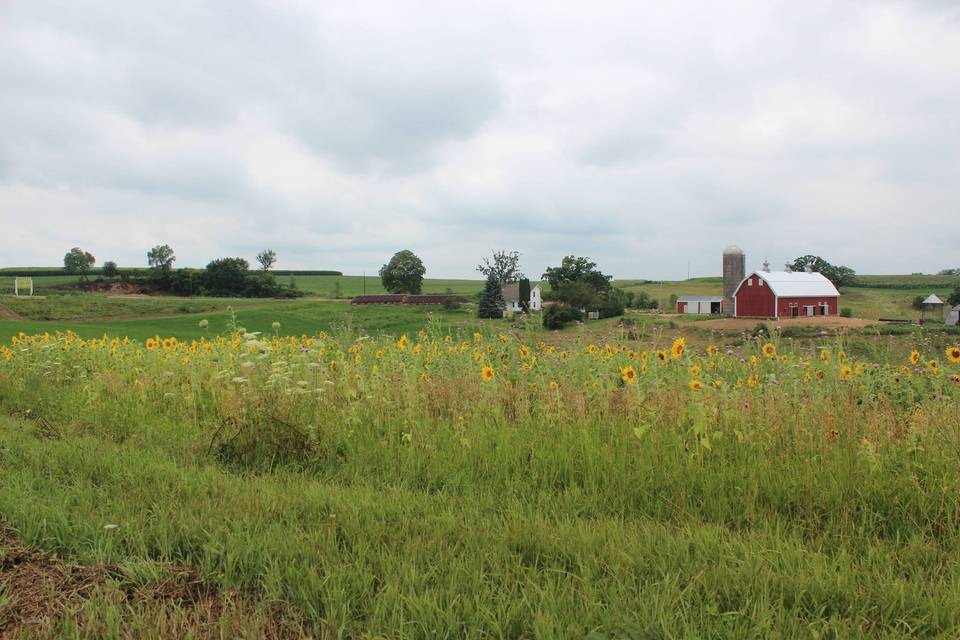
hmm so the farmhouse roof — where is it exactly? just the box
[922,294,944,305]
[501,283,520,302]
[743,270,840,298]
[676,296,723,303]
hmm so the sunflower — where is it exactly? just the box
[688,379,703,391]
[712,379,723,389]
[815,370,826,381]
[762,342,776,358]
[548,380,558,390]
[819,350,830,363]
[519,345,530,358]
[145,338,158,351]
[671,337,686,359]
[839,365,852,380]
[909,350,921,366]
[688,364,701,377]
[162,337,174,350]
[656,350,669,363]
[481,366,494,382]
[928,360,940,373]
[621,366,637,385]
[946,346,960,364]
[706,345,719,357]
[396,335,409,351]
[747,373,759,387]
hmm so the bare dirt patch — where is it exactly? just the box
[692,316,877,332]
[0,303,23,322]
[0,528,308,639]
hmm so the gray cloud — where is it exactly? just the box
[1,0,959,279]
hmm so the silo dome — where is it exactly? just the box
[723,245,744,255]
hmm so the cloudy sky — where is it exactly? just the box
[1,1,958,279]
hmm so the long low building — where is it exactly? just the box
[676,296,723,315]
[733,270,840,318]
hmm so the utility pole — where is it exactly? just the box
[363,272,366,295]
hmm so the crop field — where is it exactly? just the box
[2,316,960,637]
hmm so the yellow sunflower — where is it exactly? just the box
[928,360,939,373]
[621,366,637,385]
[548,380,558,390]
[706,345,719,357]
[145,338,158,351]
[946,346,960,364]
[656,350,669,363]
[688,364,701,377]
[909,350,921,366]
[839,365,852,380]
[747,373,759,387]
[396,335,409,351]
[688,379,703,391]
[671,337,686,359]
[481,366,494,382]
[162,337,174,350]
[762,342,776,358]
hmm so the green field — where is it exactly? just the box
[2,320,960,637]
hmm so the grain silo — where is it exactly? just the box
[722,245,745,315]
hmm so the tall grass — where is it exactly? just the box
[1,325,960,636]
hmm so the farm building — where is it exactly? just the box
[502,282,542,312]
[947,305,959,326]
[676,296,722,315]
[733,269,840,318]
[351,294,468,305]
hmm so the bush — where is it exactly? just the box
[750,322,770,338]
[840,308,853,318]
[543,304,583,330]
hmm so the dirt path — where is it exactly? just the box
[0,302,23,321]
[692,316,877,331]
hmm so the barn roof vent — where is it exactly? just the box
[762,259,770,273]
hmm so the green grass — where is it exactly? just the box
[2,326,960,636]
[0,300,488,342]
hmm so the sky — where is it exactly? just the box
[1,0,958,280]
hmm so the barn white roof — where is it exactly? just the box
[922,294,944,305]
[747,271,840,298]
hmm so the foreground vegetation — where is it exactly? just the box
[1,320,960,637]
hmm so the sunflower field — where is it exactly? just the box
[1,324,960,637]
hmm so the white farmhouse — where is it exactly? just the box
[502,282,542,312]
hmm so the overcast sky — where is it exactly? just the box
[1,1,958,279]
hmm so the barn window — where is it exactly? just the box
[759,280,764,287]
[748,279,753,286]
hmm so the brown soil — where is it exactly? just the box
[692,316,876,332]
[0,528,309,638]
[0,303,23,321]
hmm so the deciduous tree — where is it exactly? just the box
[379,250,426,294]
[63,247,95,280]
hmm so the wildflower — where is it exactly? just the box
[670,337,686,359]
[621,366,637,384]
[481,366,494,382]
[397,335,409,351]
[750,355,759,366]
[519,345,530,358]
[656,350,668,363]
[839,365,852,380]
[928,360,939,373]
[706,345,719,357]
[819,350,830,363]
[162,338,174,350]
[145,338,158,350]
[909,350,921,366]
[747,373,759,387]
[762,342,776,358]
[688,364,701,377]
[688,379,703,391]
[946,346,960,364]
[712,379,723,389]
[548,380,558,390]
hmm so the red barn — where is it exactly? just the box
[733,270,839,318]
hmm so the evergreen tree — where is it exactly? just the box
[477,273,505,319]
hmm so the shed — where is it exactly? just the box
[733,270,840,318]
[947,305,960,326]
[676,296,723,315]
